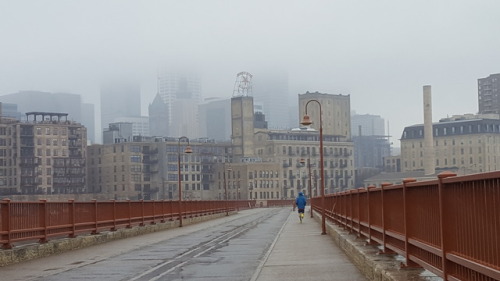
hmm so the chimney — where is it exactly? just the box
[423,85,435,175]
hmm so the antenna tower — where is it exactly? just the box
[233,71,253,97]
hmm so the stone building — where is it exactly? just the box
[0,112,87,195]
[401,114,500,174]
[87,136,230,200]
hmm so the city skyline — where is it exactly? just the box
[1,1,499,143]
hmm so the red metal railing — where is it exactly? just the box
[0,199,256,249]
[266,199,295,208]
[320,171,500,281]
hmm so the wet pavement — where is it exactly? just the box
[1,207,366,281]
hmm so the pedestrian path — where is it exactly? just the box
[252,208,367,281]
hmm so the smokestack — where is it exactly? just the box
[423,85,435,175]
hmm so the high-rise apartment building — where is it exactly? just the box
[157,70,201,138]
[0,112,87,195]
[478,73,500,114]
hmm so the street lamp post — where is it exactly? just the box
[301,99,326,235]
[177,136,192,227]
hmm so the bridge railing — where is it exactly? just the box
[322,171,500,281]
[0,199,256,249]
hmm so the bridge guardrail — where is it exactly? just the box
[0,199,257,249]
[318,171,500,281]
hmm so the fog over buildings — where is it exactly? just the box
[1,1,500,145]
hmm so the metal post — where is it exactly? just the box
[308,157,313,218]
[302,100,326,235]
[177,136,192,227]
[223,163,228,216]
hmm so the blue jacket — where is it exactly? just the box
[295,193,307,209]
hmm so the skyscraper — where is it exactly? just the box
[198,97,231,141]
[252,70,291,129]
[478,73,500,115]
[148,93,169,137]
[157,70,201,138]
[100,80,141,141]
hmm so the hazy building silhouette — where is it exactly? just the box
[100,80,141,141]
[351,113,390,171]
[0,102,22,120]
[198,97,231,141]
[81,103,96,144]
[148,93,169,137]
[114,116,149,137]
[157,70,201,138]
[0,91,95,143]
[102,122,133,144]
[252,71,291,129]
[0,91,81,120]
[351,113,385,137]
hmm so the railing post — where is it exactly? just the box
[127,200,132,228]
[140,200,145,227]
[1,198,12,249]
[349,190,354,233]
[357,188,361,236]
[151,200,156,225]
[402,178,419,268]
[110,200,116,231]
[367,185,375,244]
[38,199,48,244]
[160,200,165,223]
[438,171,456,280]
[380,182,393,254]
[91,199,98,234]
[68,199,76,238]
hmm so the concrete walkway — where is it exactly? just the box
[252,208,367,281]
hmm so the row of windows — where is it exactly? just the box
[36,127,68,136]
[36,138,68,146]
[404,157,483,168]
[249,191,278,200]
[248,180,279,188]
[404,123,500,138]
[248,170,277,179]
[404,138,485,149]
[37,149,68,157]
[281,146,351,156]
[0,177,16,186]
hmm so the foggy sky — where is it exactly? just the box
[1,0,500,144]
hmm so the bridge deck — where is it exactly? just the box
[252,208,366,281]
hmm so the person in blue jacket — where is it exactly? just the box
[295,192,307,221]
